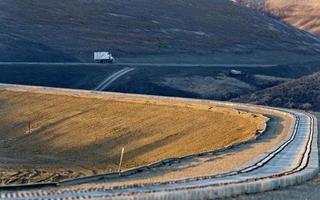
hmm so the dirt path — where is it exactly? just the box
[94,67,135,91]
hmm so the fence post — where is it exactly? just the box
[118,147,125,175]
[28,121,31,134]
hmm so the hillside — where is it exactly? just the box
[0,87,267,184]
[2,62,320,102]
[1,0,320,62]
[234,72,320,111]
[236,0,320,36]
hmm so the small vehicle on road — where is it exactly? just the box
[94,52,114,63]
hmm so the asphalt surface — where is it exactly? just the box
[0,62,278,68]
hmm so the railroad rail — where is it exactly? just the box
[0,85,318,199]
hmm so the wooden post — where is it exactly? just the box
[28,121,31,134]
[118,147,125,175]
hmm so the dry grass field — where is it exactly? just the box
[0,87,267,184]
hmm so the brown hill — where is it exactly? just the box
[0,87,267,184]
[234,72,320,111]
[1,0,320,62]
[237,0,320,37]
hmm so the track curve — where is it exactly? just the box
[0,87,318,200]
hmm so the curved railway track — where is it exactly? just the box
[0,99,317,200]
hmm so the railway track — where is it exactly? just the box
[0,99,317,200]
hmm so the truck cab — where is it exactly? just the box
[94,52,114,63]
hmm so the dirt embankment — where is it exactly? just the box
[0,88,267,185]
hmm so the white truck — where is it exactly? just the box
[94,52,114,63]
[230,69,242,75]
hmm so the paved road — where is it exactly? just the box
[0,91,316,200]
[94,67,135,91]
[0,62,278,68]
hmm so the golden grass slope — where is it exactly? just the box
[237,0,320,36]
[266,0,320,36]
[0,88,267,184]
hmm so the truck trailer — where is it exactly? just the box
[94,52,114,63]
